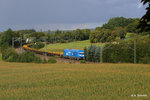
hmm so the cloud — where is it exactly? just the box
[137,1,143,9]
[0,0,146,31]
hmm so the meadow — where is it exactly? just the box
[0,61,150,100]
[41,33,132,52]
[41,40,105,52]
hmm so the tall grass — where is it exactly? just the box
[0,62,150,100]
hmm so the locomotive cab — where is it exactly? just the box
[63,49,85,60]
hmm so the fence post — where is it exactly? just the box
[12,38,14,48]
[20,37,23,52]
[100,47,103,63]
[134,40,137,64]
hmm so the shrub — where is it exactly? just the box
[18,51,42,63]
[1,47,43,63]
[60,39,66,43]
[31,42,45,49]
[85,45,101,62]
[2,47,18,62]
[80,60,86,64]
[42,58,47,64]
[48,58,57,63]
[139,55,150,64]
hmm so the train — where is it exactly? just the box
[63,49,85,60]
[23,44,85,60]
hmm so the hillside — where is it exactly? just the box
[41,40,105,52]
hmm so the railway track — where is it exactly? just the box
[22,44,80,63]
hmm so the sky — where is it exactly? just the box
[0,0,146,31]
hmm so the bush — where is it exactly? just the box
[60,39,66,43]
[86,35,150,64]
[48,58,57,63]
[18,51,42,63]
[139,55,150,64]
[42,58,47,64]
[1,47,43,63]
[103,36,150,64]
[31,42,45,49]
[85,45,101,62]
[2,47,18,62]
[80,60,86,64]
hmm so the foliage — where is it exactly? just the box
[29,32,45,40]
[85,45,101,62]
[94,46,100,62]
[90,29,121,43]
[90,18,141,43]
[48,58,57,63]
[126,33,136,38]
[101,17,138,30]
[138,0,150,33]
[18,51,42,63]
[114,27,127,39]
[87,35,150,64]
[139,54,150,64]
[42,58,48,64]
[80,60,86,64]
[31,42,45,49]
[59,39,66,43]
[103,35,150,63]
[46,29,91,43]
[1,47,44,63]
[17,29,36,34]
[125,19,140,33]
[0,29,16,46]
[2,47,18,62]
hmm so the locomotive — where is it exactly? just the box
[63,49,85,60]
[23,44,85,60]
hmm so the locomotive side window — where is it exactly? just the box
[73,52,75,55]
[73,52,77,55]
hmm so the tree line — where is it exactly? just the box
[90,17,145,43]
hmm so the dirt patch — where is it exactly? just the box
[15,48,25,54]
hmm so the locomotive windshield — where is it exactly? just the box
[79,52,84,55]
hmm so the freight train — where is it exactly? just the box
[23,44,85,60]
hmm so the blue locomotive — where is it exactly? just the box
[63,49,85,60]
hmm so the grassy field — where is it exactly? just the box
[0,62,150,100]
[41,40,105,52]
[41,33,135,52]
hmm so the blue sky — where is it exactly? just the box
[0,0,146,31]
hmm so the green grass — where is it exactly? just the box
[41,40,105,52]
[126,33,136,38]
[0,62,150,100]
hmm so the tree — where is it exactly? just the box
[138,0,150,32]
[72,29,84,41]
[0,29,15,46]
[94,46,100,62]
[101,17,137,30]
[81,29,91,40]
[126,19,140,33]
[30,32,45,40]
[115,27,126,39]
